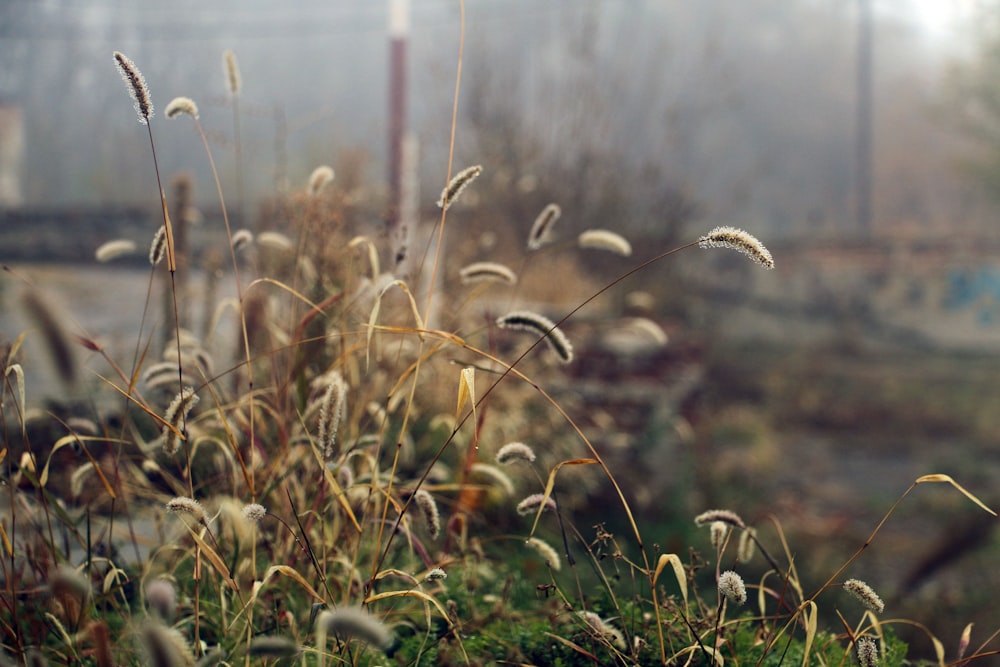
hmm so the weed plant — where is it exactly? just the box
[1,9,999,667]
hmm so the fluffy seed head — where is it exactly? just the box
[20,288,76,386]
[413,489,441,540]
[316,607,393,650]
[437,165,482,210]
[95,239,137,262]
[145,579,177,622]
[165,496,206,523]
[527,203,561,250]
[162,387,199,455]
[844,579,884,614]
[150,226,167,266]
[317,372,347,462]
[496,442,537,466]
[516,493,557,516]
[231,229,254,252]
[164,97,199,120]
[425,568,447,581]
[256,230,294,250]
[459,261,517,286]
[248,636,300,658]
[223,49,241,95]
[578,229,633,256]
[138,621,194,667]
[738,527,757,563]
[856,637,879,667]
[694,509,746,529]
[242,503,266,523]
[577,611,626,649]
[308,165,335,195]
[114,51,153,124]
[50,566,92,607]
[496,310,573,364]
[698,226,774,269]
[526,537,561,571]
[719,570,747,605]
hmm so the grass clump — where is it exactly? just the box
[1,12,997,667]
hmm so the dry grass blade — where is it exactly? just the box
[180,524,238,592]
[799,600,817,667]
[915,473,997,516]
[528,458,597,538]
[653,553,688,607]
[364,589,453,628]
[455,366,476,428]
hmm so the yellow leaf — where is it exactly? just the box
[456,367,476,442]
[653,553,687,607]
[915,474,997,516]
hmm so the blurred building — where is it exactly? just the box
[0,100,24,208]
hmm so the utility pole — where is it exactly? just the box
[856,0,873,238]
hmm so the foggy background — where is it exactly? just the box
[0,0,989,239]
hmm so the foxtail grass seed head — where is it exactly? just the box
[164,96,199,120]
[719,570,747,605]
[527,203,561,250]
[436,164,482,210]
[694,509,746,529]
[150,226,167,266]
[526,537,561,571]
[139,621,194,667]
[856,637,879,667]
[242,503,266,523]
[256,230,294,250]
[337,465,354,489]
[578,611,626,649]
[496,441,537,465]
[316,607,393,650]
[738,527,757,562]
[144,579,177,622]
[317,372,347,462]
[95,239,136,262]
[223,49,241,95]
[165,496,206,523]
[50,566,92,606]
[231,228,254,252]
[308,165,335,195]
[577,229,633,256]
[113,51,153,124]
[698,225,775,269]
[844,578,884,614]
[459,261,517,286]
[248,637,300,659]
[496,310,573,364]
[20,289,76,386]
[162,387,199,455]
[470,463,515,496]
[710,521,729,550]
[413,489,441,540]
[516,493,557,516]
